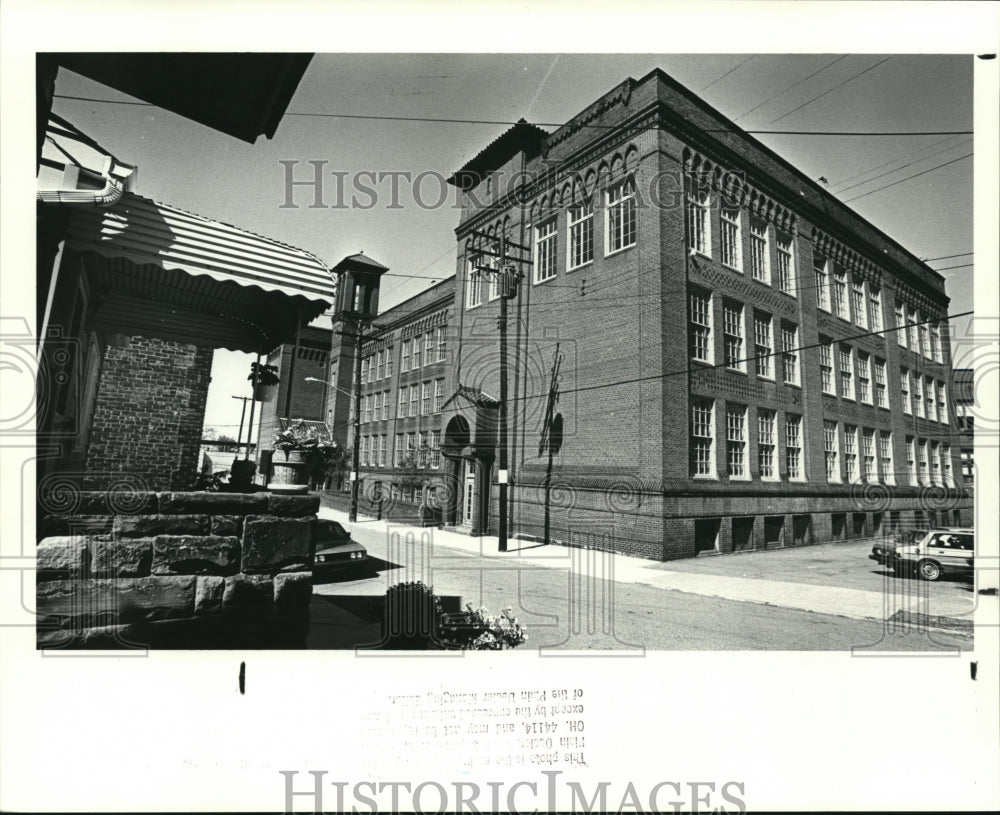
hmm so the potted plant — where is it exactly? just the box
[268,420,335,493]
[249,361,280,402]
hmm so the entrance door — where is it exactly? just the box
[460,460,476,527]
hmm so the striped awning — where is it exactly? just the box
[62,193,336,353]
[66,192,334,303]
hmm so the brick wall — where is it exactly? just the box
[84,336,213,491]
[36,491,318,649]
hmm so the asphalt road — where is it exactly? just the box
[308,525,972,652]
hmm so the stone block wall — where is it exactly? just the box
[83,336,213,492]
[36,491,318,649]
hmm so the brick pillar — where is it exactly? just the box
[84,336,213,491]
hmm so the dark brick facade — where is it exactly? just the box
[83,335,213,491]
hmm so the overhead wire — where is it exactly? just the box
[768,56,894,125]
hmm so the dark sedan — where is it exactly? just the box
[313,519,368,575]
[869,540,899,568]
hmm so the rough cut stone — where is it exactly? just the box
[39,491,158,517]
[274,571,313,612]
[91,538,154,578]
[36,576,196,627]
[211,515,243,537]
[37,623,152,651]
[266,494,321,517]
[114,514,210,538]
[242,517,312,573]
[38,515,113,539]
[37,536,93,580]
[158,492,268,515]
[222,574,274,614]
[151,535,240,576]
[194,576,226,615]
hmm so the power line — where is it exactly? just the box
[843,152,972,203]
[52,93,971,136]
[734,55,848,121]
[768,56,894,125]
[503,310,973,405]
[827,133,962,188]
[831,138,972,195]
[698,55,757,93]
[924,252,972,262]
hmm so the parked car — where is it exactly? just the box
[312,519,368,576]
[881,528,974,581]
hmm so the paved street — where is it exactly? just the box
[308,508,983,651]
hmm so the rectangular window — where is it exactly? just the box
[874,358,887,408]
[815,261,830,311]
[824,421,840,482]
[417,431,428,468]
[607,180,637,254]
[534,219,557,283]
[436,327,446,362]
[465,265,482,309]
[688,288,713,363]
[907,307,919,352]
[862,428,876,482]
[360,436,369,467]
[852,280,867,328]
[896,304,907,348]
[686,184,711,256]
[839,345,854,400]
[918,439,929,484]
[424,332,434,364]
[401,339,411,372]
[690,398,715,477]
[382,390,390,421]
[936,381,947,424]
[721,208,742,270]
[919,320,930,360]
[409,384,419,417]
[360,357,369,384]
[906,436,917,485]
[406,432,416,459]
[754,312,773,379]
[412,333,422,370]
[857,351,871,404]
[901,368,911,415]
[376,435,385,467]
[781,324,799,385]
[723,301,745,372]
[930,440,941,485]
[776,234,795,295]
[914,375,924,418]
[488,262,502,301]
[394,434,404,467]
[868,286,882,332]
[785,414,803,481]
[843,424,858,483]
[398,388,407,418]
[930,323,942,363]
[879,431,894,484]
[726,404,747,478]
[942,443,953,486]
[758,409,776,480]
[386,346,394,379]
[421,381,431,416]
[434,379,444,413]
[568,200,594,269]
[379,349,387,380]
[750,220,769,283]
[820,340,834,394]
[429,430,441,470]
[833,268,848,319]
[925,376,935,419]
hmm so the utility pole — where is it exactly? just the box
[231,395,251,457]
[498,235,509,552]
[349,318,364,523]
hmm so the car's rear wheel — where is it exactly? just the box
[918,559,942,581]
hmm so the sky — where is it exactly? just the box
[48,53,977,440]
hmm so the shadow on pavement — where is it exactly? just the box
[307,592,465,650]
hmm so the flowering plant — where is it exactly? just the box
[273,419,335,454]
[248,361,280,387]
[441,604,528,650]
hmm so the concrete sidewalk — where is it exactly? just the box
[319,507,980,630]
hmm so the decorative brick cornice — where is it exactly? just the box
[810,226,883,286]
